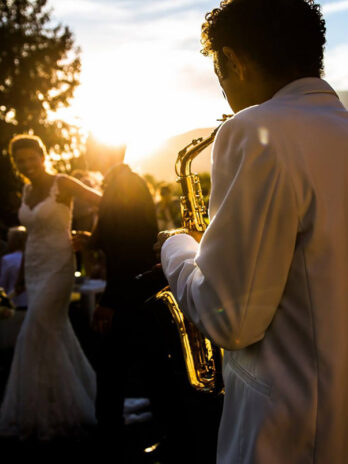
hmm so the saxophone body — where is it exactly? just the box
[157,115,230,394]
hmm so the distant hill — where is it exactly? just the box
[136,90,348,182]
[134,127,215,182]
[338,90,348,109]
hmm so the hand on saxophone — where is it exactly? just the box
[154,229,202,260]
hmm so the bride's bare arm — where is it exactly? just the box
[57,175,102,206]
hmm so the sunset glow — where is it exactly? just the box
[48,0,348,170]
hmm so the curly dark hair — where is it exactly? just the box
[201,0,326,80]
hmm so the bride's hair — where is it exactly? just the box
[8,134,47,160]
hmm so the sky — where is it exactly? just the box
[47,0,348,164]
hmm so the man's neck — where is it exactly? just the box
[238,75,310,112]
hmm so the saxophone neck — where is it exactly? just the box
[176,114,231,232]
[176,129,216,178]
[175,114,231,178]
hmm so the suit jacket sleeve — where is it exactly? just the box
[161,114,299,350]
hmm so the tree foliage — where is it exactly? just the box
[0,0,81,226]
[0,0,81,153]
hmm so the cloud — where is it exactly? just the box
[49,0,208,54]
[50,0,210,24]
[77,9,204,57]
[50,0,131,21]
[50,0,98,16]
[134,0,202,15]
[324,44,348,89]
[322,1,348,14]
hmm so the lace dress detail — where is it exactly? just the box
[0,176,96,440]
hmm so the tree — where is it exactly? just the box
[0,0,81,225]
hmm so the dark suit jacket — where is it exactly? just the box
[92,164,158,308]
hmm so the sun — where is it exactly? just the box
[87,119,169,166]
[55,46,226,169]
[64,49,180,165]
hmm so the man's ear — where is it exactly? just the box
[222,46,245,81]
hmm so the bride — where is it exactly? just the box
[0,134,102,440]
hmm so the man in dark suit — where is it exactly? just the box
[84,151,159,455]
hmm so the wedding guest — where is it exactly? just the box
[0,226,27,309]
[74,147,159,459]
[156,183,181,231]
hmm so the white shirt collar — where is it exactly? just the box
[272,77,338,100]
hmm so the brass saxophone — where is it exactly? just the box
[157,114,230,394]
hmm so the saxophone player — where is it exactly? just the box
[156,1,348,463]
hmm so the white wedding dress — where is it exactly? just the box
[0,176,96,440]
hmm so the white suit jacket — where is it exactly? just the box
[161,78,348,464]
